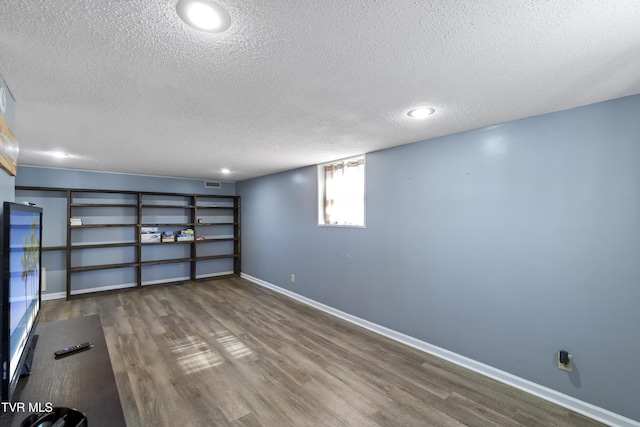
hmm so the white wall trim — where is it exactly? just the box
[195,271,234,279]
[241,273,640,427]
[42,291,66,301]
[142,276,191,287]
[70,282,137,296]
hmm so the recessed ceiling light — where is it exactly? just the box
[176,0,231,33]
[221,168,230,174]
[407,107,435,119]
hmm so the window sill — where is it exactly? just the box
[318,223,366,229]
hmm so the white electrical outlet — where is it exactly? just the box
[291,274,295,283]
[179,262,184,267]
[558,353,573,372]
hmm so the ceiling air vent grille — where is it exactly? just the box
[204,181,222,189]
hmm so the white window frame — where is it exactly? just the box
[317,155,366,228]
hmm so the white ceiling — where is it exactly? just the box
[1,1,639,182]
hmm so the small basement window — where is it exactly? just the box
[318,155,365,227]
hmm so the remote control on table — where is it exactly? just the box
[54,342,92,358]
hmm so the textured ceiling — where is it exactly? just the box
[1,1,640,181]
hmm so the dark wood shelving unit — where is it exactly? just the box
[197,237,238,242]
[194,194,241,279]
[141,257,194,266]
[71,223,137,228]
[70,261,140,273]
[141,223,195,227]
[197,254,238,261]
[70,203,139,207]
[140,204,196,208]
[43,245,67,252]
[16,186,240,299]
[71,242,138,249]
[141,240,193,245]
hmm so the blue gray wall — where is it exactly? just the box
[237,94,640,421]
[0,74,16,202]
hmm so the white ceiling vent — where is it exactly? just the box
[204,180,222,189]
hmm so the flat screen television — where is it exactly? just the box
[0,202,43,402]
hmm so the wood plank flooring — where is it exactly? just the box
[40,278,606,427]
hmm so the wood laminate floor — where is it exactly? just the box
[40,278,605,427]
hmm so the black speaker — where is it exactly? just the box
[20,407,87,427]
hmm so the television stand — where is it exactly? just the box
[0,316,125,427]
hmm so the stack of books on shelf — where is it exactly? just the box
[176,228,194,241]
[69,217,83,226]
[161,231,175,242]
[141,226,161,243]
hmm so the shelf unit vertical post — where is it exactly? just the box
[136,192,142,288]
[234,197,241,275]
[193,194,198,262]
[190,195,196,281]
[65,190,72,300]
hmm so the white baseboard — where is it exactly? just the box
[142,276,191,286]
[196,271,234,279]
[241,273,639,427]
[42,291,66,301]
[70,282,137,296]
[43,282,137,299]
[42,271,234,300]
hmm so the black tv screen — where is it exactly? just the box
[1,202,42,402]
